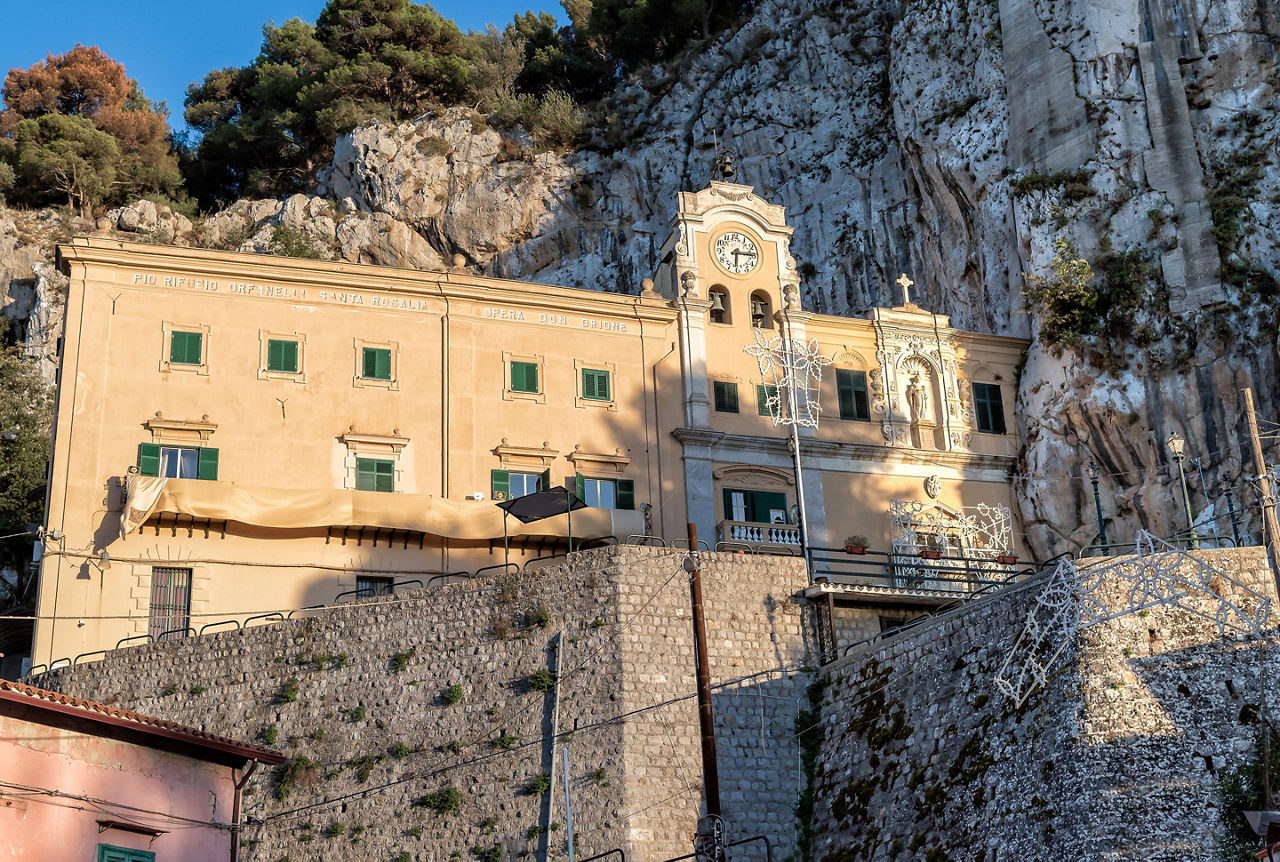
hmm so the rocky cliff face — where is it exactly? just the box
[4,0,1279,557]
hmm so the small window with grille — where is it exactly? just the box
[356,576,394,599]
[149,567,192,642]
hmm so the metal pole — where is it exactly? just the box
[1224,483,1243,546]
[1175,454,1199,550]
[1088,462,1108,554]
[562,746,575,862]
[1243,387,1280,602]
[686,522,721,818]
[780,313,811,576]
[504,510,510,568]
[565,486,576,555]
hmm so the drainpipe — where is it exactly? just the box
[652,341,679,538]
[434,280,452,571]
[230,759,259,862]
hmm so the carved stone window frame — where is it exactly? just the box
[353,338,400,390]
[340,429,410,491]
[503,351,546,404]
[574,358,618,411]
[159,321,211,376]
[258,330,308,383]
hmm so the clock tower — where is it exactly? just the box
[654,162,814,545]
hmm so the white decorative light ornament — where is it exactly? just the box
[994,531,1271,707]
[744,329,831,429]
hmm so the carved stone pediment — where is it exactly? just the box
[566,445,631,473]
[494,439,558,469]
[678,182,791,233]
[145,414,217,445]
[712,464,794,487]
[341,429,410,455]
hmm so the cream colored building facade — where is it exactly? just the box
[32,179,1028,667]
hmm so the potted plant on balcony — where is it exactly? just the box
[843,535,870,555]
[918,537,944,560]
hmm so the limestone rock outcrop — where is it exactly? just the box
[4,0,1280,556]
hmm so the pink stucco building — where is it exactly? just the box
[0,679,283,861]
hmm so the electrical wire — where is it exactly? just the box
[0,779,235,830]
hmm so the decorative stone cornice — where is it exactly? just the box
[494,439,559,468]
[340,430,410,453]
[671,427,1016,473]
[145,414,217,444]
[566,445,631,473]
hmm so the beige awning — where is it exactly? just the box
[124,477,645,541]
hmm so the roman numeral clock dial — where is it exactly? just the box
[714,231,760,275]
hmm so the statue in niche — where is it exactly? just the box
[906,374,929,424]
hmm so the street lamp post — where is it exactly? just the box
[1221,480,1243,546]
[1087,462,1108,554]
[1166,431,1199,550]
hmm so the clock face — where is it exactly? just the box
[714,231,760,275]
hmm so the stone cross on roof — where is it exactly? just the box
[896,273,914,306]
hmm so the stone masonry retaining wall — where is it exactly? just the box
[35,546,816,862]
[811,546,1277,861]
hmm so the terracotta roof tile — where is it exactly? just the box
[0,678,284,765]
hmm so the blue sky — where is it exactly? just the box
[0,1,560,131]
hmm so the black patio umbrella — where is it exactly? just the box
[496,485,587,565]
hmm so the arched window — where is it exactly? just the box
[708,287,730,324]
[750,291,772,328]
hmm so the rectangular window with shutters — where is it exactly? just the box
[574,473,635,510]
[169,330,203,365]
[356,458,395,492]
[972,382,1006,434]
[581,368,611,401]
[138,444,218,480]
[713,381,739,413]
[361,347,392,380]
[511,361,539,394]
[149,567,191,642]
[98,845,156,862]
[836,369,870,421]
[491,468,550,501]
[267,338,299,373]
[757,384,779,417]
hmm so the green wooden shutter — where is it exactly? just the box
[511,361,539,393]
[196,447,219,480]
[356,458,376,490]
[539,468,551,491]
[138,443,160,476]
[575,472,585,501]
[98,845,154,862]
[582,368,596,399]
[616,479,635,510]
[363,347,391,380]
[375,460,394,492]
[750,491,788,523]
[268,339,298,372]
[757,384,777,416]
[597,370,610,401]
[170,331,202,365]
[491,469,510,500]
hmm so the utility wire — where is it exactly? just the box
[0,779,235,830]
